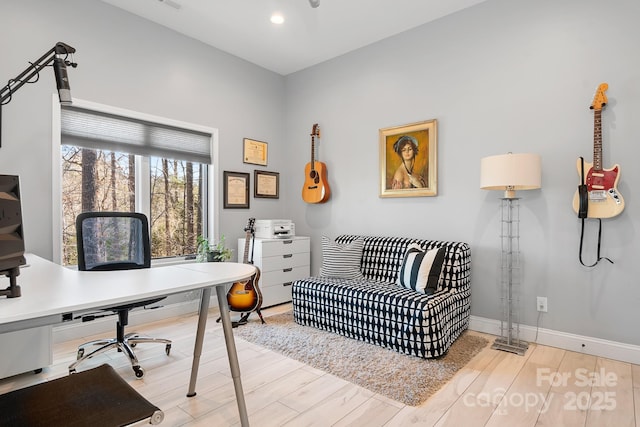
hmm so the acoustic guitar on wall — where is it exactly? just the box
[302,123,330,203]
[226,218,264,325]
[572,83,624,219]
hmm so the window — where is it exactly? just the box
[56,102,216,266]
[148,156,205,259]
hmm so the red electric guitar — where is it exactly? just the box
[572,83,624,218]
[226,218,264,325]
[302,123,330,203]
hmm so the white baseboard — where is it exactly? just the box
[469,315,640,365]
[53,300,203,344]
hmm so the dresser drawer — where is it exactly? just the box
[260,265,310,288]
[260,252,309,272]
[260,283,294,308]
[260,238,309,257]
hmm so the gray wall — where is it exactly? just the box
[2,0,639,346]
[284,0,640,345]
[0,0,287,261]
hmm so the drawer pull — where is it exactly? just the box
[283,268,293,272]
[283,282,293,287]
[282,240,293,244]
[283,254,293,258]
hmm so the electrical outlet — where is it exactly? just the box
[537,296,548,312]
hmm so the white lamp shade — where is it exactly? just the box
[480,153,541,198]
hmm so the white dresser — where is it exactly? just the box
[238,236,310,307]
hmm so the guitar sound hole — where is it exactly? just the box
[309,170,320,184]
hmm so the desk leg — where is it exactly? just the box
[216,285,250,427]
[187,287,211,397]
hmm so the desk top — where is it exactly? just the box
[0,254,255,332]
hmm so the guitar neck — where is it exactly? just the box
[593,109,603,171]
[242,231,252,264]
[310,136,316,170]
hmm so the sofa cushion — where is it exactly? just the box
[396,244,445,295]
[334,235,471,292]
[319,236,364,279]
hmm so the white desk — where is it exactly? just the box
[0,254,255,427]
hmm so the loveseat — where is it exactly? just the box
[291,235,471,358]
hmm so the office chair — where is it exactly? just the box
[68,212,171,379]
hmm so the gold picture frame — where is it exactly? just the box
[243,138,268,166]
[379,119,437,198]
[254,170,279,199]
[223,171,250,209]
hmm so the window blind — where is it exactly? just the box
[61,106,212,164]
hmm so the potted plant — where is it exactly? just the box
[196,235,233,262]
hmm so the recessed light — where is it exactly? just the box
[270,13,285,25]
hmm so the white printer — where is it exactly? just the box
[254,219,295,239]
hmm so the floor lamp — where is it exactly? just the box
[480,153,541,355]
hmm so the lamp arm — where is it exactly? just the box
[0,42,76,147]
[0,43,75,105]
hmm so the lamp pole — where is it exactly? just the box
[493,194,528,355]
[480,152,541,356]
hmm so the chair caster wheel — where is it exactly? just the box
[133,366,145,378]
[69,369,77,375]
[165,344,171,356]
[150,410,165,425]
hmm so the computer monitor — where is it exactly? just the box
[0,175,25,298]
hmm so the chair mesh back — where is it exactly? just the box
[77,212,151,271]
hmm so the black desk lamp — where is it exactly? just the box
[0,41,77,147]
[0,42,77,297]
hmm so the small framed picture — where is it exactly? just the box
[223,171,250,209]
[379,119,438,198]
[254,170,279,199]
[243,138,268,166]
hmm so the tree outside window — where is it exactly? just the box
[61,146,205,266]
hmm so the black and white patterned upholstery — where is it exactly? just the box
[292,235,471,358]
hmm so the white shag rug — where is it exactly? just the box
[234,311,488,406]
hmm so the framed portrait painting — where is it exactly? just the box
[379,119,437,198]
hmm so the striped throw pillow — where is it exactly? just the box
[319,236,364,279]
[396,243,445,295]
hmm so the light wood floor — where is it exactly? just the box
[1,304,638,426]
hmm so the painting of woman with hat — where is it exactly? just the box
[391,135,427,189]
[379,119,437,197]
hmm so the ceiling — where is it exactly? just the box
[100,0,488,75]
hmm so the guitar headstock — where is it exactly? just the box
[590,83,608,111]
[311,123,320,139]
[245,217,255,233]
